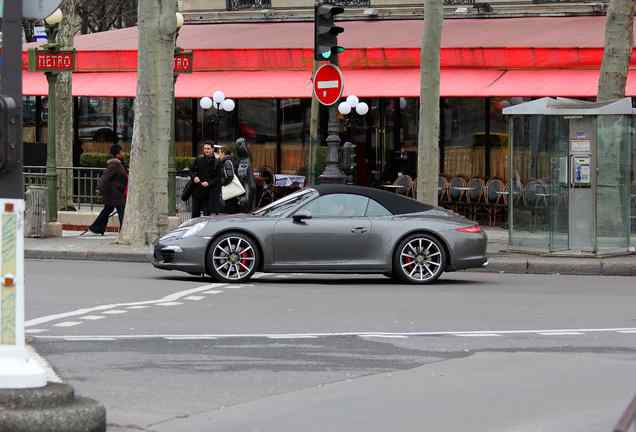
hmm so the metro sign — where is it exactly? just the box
[28,49,76,72]
[174,51,193,74]
[313,63,344,106]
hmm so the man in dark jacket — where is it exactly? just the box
[190,142,219,218]
[83,144,128,235]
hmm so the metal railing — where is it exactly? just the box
[226,0,271,10]
[23,166,105,211]
[614,396,636,432]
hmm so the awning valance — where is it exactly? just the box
[22,68,636,99]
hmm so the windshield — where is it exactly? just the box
[253,189,317,217]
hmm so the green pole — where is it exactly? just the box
[46,71,58,222]
[168,74,177,216]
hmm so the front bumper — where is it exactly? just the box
[150,236,208,274]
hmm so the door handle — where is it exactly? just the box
[351,227,368,234]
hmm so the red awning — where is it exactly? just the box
[23,68,636,98]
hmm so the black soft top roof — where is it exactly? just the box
[312,184,433,215]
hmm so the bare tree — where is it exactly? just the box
[119,0,177,247]
[416,0,443,206]
[55,0,82,211]
[597,0,634,101]
[78,0,138,34]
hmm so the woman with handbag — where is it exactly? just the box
[215,145,246,214]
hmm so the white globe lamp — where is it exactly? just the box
[355,102,369,116]
[345,95,359,107]
[221,98,235,112]
[338,102,352,115]
[199,97,213,110]
[212,90,226,104]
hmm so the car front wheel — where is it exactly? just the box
[393,234,446,284]
[207,233,259,283]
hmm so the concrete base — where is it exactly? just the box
[0,382,106,432]
[45,222,63,238]
[0,348,47,389]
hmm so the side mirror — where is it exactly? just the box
[292,209,312,223]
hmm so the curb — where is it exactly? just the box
[26,250,148,263]
[24,249,636,276]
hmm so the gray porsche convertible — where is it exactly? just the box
[152,184,488,284]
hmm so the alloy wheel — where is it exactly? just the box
[211,236,256,281]
[399,237,443,283]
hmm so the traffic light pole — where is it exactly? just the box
[318,54,346,184]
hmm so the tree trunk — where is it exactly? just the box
[55,0,81,211]
[597,0,634,102]
[416,0,443,206]
[119,0,177,247]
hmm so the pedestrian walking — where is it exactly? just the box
[83,144,128,236]
[216,145,242,214]
[234,138,257,213]
[190,142,219,218]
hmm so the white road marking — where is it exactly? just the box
[26,329,48,334]
[53,321,82,327]
[267,335,318,340]
[455,333,501,337]
[26,283,227,327]
[127,305,151,310]
[203,290,223,294]
[80,315,106,320]
[63,337,117,341]
[164,336,218,340]
[360,334,408,339]
[184,296,205,301]
[102,310,127,315]
[537,332,583,336]
[617,330,636,334]
[156,302,183,307]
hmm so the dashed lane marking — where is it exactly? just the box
[203,290,223,294]
[26,329,48,334]
[164,336,218,340]
[102,310,127,315]
[184,296,205,301]
[25,283,227,327]
[127,305,151,310]
[32,327,636,341]
[156,302,183,307]
[53,321,82,328]
[80,315,106,320]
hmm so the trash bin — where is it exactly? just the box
[25,186,48,238]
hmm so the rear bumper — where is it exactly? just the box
[451,255,489,271]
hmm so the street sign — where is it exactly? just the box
[28,49,76,72]
[174,51,193,74]
[313,63,344,106]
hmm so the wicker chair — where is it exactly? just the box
[524,179,548,231]
[438,176,450,207]
[465,177,486,222]
[448,176,468,214]
[485,178,507,226]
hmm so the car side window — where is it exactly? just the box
[301,194,369,218]
[365,199,392,217]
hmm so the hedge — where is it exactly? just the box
[80,152,194,171]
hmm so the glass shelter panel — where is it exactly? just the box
[596,115,632,251]
[509,116,569,251]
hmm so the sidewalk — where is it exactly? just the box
[24,227,636,276]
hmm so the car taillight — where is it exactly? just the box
[456,224,481,234]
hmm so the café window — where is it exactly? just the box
[280,99,308,176]
[238,99,278,174]
[78,97,115,154]
[441,98,485,179]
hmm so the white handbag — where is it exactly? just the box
[222,174,246,201]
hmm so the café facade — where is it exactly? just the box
[20,15,636,238]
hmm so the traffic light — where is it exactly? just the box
[0,95,17,172]
[314,3,344,61]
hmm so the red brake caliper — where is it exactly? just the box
[240,248,252,268]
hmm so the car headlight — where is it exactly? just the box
[182,221,207,238]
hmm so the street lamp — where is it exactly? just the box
[337,95,368,183]
[43,8,63,227]
[168,12,186,216]
[199,91,235,146]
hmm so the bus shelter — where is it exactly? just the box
[503,97,635,256]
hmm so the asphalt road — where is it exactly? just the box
[25,260,636,432]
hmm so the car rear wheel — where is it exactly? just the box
[207,233,259,283]
[393,234,445,284]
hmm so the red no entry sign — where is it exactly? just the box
[313,64,344,106]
